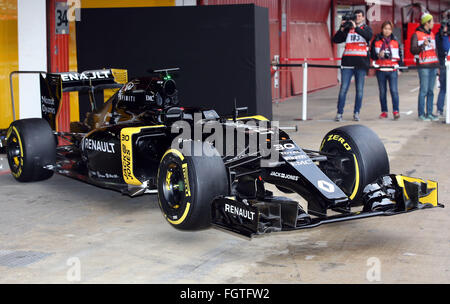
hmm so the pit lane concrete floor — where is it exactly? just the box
[0,71,449,283]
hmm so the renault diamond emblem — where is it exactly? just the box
[318,180,335,193]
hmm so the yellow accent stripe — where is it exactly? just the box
[104,69,128,102]
[11,126,23,178]
[349,154,359,200]
[228,115,269,121]
[162,148,184,162]
[182,163,191,197]
[396,175,427,186]
[396,175,425,200]
[12,126,23,157]
[120,125,165,185]
[165,170,173,191]
[420,180,438,207]
[111,69,128,84]
[395,175,438,207]
[166,202,190,225]
[319,138,326,151]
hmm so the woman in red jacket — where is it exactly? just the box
[370,21,402,120]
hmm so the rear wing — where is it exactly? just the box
[10,69,128,131]
[42,69,128,130]
[57,69,128,92]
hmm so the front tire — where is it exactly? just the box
[6,118,56,182]
[319,125,389,205]
[157,141,228,230]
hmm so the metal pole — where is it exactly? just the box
[446,62,450,124]
[274,55,280,104]
[9,72,16,121]
[9,71,46,122]
[302,62,308,121]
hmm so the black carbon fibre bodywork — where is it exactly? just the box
[5,68,443,238]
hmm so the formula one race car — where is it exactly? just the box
[4,68,443,238]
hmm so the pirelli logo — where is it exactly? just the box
[326,134,352,151]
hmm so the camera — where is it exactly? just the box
[383,49,391,59]
[342,12,356,31]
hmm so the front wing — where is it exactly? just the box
[211,174,444,238]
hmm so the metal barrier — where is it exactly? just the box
[9,71,47,122]
[273,60,450,124]
[446,62,450,124]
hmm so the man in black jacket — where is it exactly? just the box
[332,9,373,121]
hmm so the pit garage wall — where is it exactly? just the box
[287,0,336,96]
[200,0,337,100]
[202,0,450,101]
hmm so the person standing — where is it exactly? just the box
[332,10,373,122]
[410,13,440,121]
[436,22,450,117]
[371,21,402,120]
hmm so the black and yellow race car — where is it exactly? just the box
[4,68,443,238]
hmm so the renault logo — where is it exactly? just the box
[318,180,335,193]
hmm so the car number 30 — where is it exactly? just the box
[274,143,296,151]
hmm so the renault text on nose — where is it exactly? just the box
[224,203,256,221]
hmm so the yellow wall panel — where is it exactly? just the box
[0,0,19,129]
[69,19,80,122]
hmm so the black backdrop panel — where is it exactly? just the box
[76,4,272,120]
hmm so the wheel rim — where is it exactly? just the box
[7,132,22,174]
[162,162,185,210]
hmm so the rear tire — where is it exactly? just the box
[6,118,56,182]
[319,124,389,206]
[157,141,228,230]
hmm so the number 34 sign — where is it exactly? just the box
[55,0,80,34]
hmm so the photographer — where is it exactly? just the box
[332,9,373,122]
[410,13,440,121]
[436,20,450,117]
[371,21,402,120]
